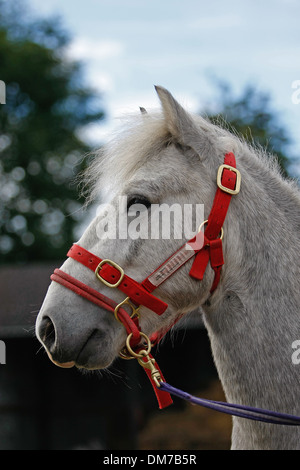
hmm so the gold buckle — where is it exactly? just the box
[95,259,124,288]
[217,164,241,195]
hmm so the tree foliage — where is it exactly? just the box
[205,80,291,176]
[0,1,104,263]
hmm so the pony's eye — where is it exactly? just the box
[127,195,151,213]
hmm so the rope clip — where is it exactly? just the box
[137,351,162,388]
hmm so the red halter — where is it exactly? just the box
[50,152,241,408]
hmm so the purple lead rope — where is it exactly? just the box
[159,382,300,426]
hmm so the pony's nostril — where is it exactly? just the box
[37,315,75,367]
[39,316,56,352]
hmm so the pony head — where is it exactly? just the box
[35,86,240,370]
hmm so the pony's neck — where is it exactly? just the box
[202,152,300,449]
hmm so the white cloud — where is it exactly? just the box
[67,37,125,61]
[188,14,241,31]
[89,71,115,93]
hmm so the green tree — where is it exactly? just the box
[0,1,104,263]
[205,80,291,176]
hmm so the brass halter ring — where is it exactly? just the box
[114,297,140,323]
[198,219,224,241]
[124,332,152,359]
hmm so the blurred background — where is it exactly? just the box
[0,0,299,450]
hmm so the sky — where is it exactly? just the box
[26,0,300,171]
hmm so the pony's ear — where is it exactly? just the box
[155,85,212,156]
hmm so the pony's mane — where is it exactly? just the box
[81,109,294,204]
[82,112,171,203]
[209,113,286,177]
